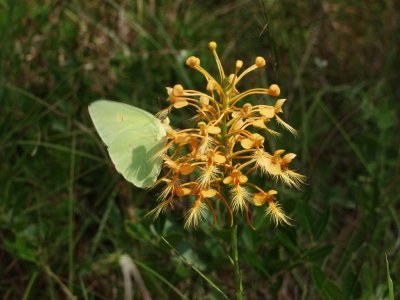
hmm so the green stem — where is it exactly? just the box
[220,91,243,299]
[231,224,243,300]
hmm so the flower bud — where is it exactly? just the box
[208,41,217,51]
[255,56,266,67]
[268,84,280,96]
[186,56,200,68]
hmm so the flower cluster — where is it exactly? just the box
[149,42,304,228]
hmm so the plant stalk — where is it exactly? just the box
[231,223,243,300]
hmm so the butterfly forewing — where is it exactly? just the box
[89,100,166,188]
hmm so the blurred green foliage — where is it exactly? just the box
[1,0,399,299]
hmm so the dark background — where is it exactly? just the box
[1,0,399,299]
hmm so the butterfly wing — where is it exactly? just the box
[88,100,166,188]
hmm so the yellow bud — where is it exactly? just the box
[268,84,280,96]
[236,60,243,69]
[208,41,217,51]
[186,56,200,68]
[255,56,266,67]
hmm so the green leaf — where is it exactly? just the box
[323,280,342,299]
[312,206,330,240]
[386,253,394,300]
[4,236,37,263]
[311,265,325,290]
[311,266,342,299]
[276,228,298,254]
[304,244,333,262]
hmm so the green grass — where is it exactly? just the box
[1,0,399,299]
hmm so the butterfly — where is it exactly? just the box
[88,100,167,188]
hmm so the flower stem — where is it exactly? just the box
[231,223,243,300]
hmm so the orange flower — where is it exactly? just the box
[223,170,251,212]
[147,41,304,228]
[240,133,265,150]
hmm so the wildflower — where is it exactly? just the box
[149,41,304,228]
[253,189,292,226]
[185,188,217,228]
[223,169,251,212]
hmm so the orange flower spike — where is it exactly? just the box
[150,41,304,228]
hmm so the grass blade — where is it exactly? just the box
[385,253,394,300]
